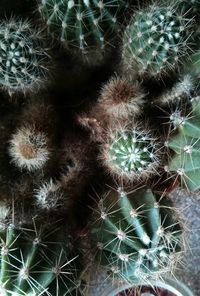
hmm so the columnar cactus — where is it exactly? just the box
[0,19,50,95]
[101,126,161,181]
[0,218,82,295]
[89,188,183,283]
[166,97,200,191]
[38,0,126,57]
[122,2,193,78]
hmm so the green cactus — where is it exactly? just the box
[101,127,161,180]
[0,219,82,295]
[122,2,192,78]
[38,0,126,57]
[89,188,183,283]
[0,19,50,95]
[166,97,200,191]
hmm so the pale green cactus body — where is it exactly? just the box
[167,98,200,191]
[122,2,192,78]
[0,221,81,295]
[39,0,125,54]
[0,19,50,95]
[90,189,182,283]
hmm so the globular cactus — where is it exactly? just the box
[38,0,126,60]
[122,2,192,79]
[89,188,183,283]
[100,126,161,181]
[0,19,50,96]
[8,102,56,172]
[77,76,144,142]
[165,97,200,191]
[0,216,82,296]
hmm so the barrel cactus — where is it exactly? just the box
[0,19,50,96]
[0,218,82,295]
[166,97,200,191]
[38,0,126,57]
[122,2,192,78]
[101,126,161,181]
[89,188,183,283]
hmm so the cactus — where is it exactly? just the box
[0,218,82,296]
[100,126,161,181]
[38,0,126,58]
[89,188,183,283]
[0,19,50,95]
[166,97,200,191]
[155,75,194,105]
[77,76,144,142]
[122,2,192,78]
[8,102,56,172]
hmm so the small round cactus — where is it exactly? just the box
[89,188,183,283]
[9,126,50,172]
[39,0,126,57]
[98,76,145,121]
[0,19,50,95]
[122,2,193,78]
[34,179,64,211]
[101,126,161,180]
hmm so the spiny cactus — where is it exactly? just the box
[8,102,56,172]
[89,188,183,283]
[77,76,144,142]
[38,0,126,59]
[34,179,65,211]
[101,126,161,181]
[155,75,194,105]
[122,2,193,78]
[165,97,200,191]
[0,217,82,296]
[0,19,50,95]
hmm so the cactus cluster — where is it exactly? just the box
[0,0,200,295]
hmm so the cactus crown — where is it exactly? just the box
[90,188,183,283]
[0,19,49,95]
[39,0,125,53]
[102,127,160,180]
[122,2,192,77]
